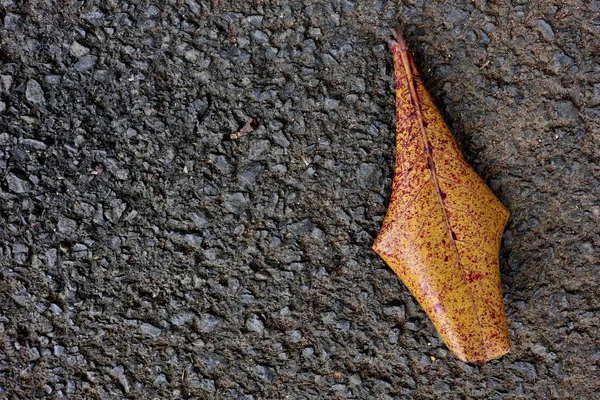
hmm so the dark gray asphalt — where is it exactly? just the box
[0,1,598,398]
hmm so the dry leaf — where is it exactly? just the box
[231,118,257,140]
[372,30,511,363]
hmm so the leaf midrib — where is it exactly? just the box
[396,45,488,358]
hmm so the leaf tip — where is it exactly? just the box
[389,29,408,52]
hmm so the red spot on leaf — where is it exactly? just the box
[467,272,483,283]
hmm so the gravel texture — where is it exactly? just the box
[0,1,599,399]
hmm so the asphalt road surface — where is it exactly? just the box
[1,1,598,399]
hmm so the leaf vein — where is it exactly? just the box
[436,174,485,198]
[455,239,497,260]
[388,176,432,222]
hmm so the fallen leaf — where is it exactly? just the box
[231,118,257,140]
[372,30,511,363]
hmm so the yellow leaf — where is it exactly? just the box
[373,30,511,363]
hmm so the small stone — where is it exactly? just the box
[556,100,577,121]
[196,351,225,374]
[109,366,130,393]
[72,243,90,257]
[153,374,168,386]
[536,20,555,41]
[389,328,400,344]
[302,347,314,358]
[245,314,264,333]
[28,347,40,360]
[190,212,209,228]
[513,361,537,381]
[45,75,62,85]
[268,119,284,131]
[1,75,13,92]
[249,140,271,159]
[417,354,432,367]
[223,192,248,214]
[21,138,48,150]
[383,305,406,320]
[105,158,129,180]
[0,132,10,144]
[189,97,209,115]
[353,77,366,93]
[592,83,600,105]
[0,101,5,113]
[6,173,32,193]
[20,116,37,124]
[531,343,550,358]
[197,313,222,333]
[200,379,216,392]
[286,219,315,235]
[321,311,336,323]
[332,384,346,392]
[105,199,127,223]
[557,289,570,310]
[581,242,594,254]
[171,312,195,326]
[237,163,264,187]
[186,0,201,15]
[322,54,338,67]
[349,374,362,386]
[124,210,138,222]
[46,248,58,267]
[93,70,108,81]
[140,323,162,338]
[433,382,451,393]
[245,15,263,26]
[336,320,350,330]
[4,13,22,30]
[81,10,105,26]
[74,55,97,72]
[286,263,304,272]
[146,5,161,16]
[309,27,323,39]
[50,304,63,315]
[184,49,201,62]
[57,217,77,234]
[69,41,90,57]
[551,50,574,70]
[502,230,515,247]
[93,204,104,224]
[357,163,382,190]
[53,345,66,356]
[183,234,203,249]
[483,22,496,33]
[10,148,30,163]
[255,365,275,382]
[290,330,302,342]
[209,154,234,174]
[324,98,340,110]
[25,80,45,105]
[405,322,418,331]
[12,243,28,254]
[271,164,287,173]
[251,30,269,44]
[272,131,290,148]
